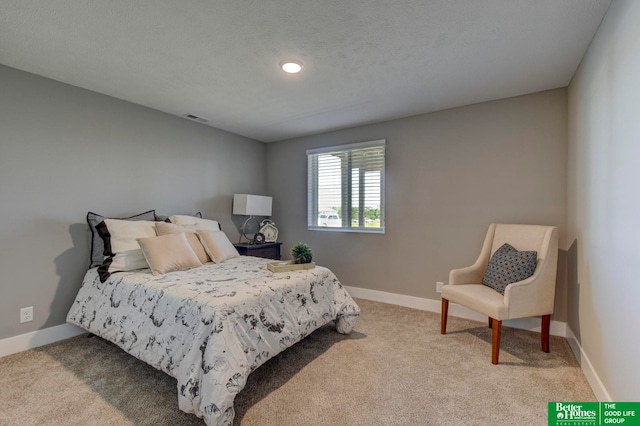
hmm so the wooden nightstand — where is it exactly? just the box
[234,242,282,260]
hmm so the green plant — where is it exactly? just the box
[290,242,313,264]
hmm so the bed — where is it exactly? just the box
[67,256,360,425]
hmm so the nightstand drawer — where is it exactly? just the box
[252,247,278,259]
[234,242,282,260]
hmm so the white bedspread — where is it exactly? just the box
[66,256,360,425]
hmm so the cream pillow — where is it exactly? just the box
[96,219,157,281]
[169,215,220,231]
[196,230,240,264]
[137,233,202,276]
[155,222,211,264]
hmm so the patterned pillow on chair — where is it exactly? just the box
[482,243,537,295]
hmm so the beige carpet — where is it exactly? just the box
[0,299,595,425]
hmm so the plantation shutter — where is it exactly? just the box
[307,139,385,233]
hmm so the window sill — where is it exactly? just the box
[308,226,385,234]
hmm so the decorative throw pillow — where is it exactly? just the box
[482,243,537,295]
[169,215,220,231]
[137,233,202,276]
[196,230,240,264]
[96,219,158,282]
[155,222,211,264]
[87,210,155,268]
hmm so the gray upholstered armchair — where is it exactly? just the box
[440,223,559,364]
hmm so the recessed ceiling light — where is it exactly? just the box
[280,60,303,74]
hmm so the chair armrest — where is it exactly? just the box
[449,262,484,285]
[504,263,555,318]
[503,227,559,319]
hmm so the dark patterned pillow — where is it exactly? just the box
[482,243,537,295]
[87,210,156,268]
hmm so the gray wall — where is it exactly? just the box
[0,65,266,340]
[567,0,640,400]
[266,89,568,319]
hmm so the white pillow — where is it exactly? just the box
[97,219,157,281]
[196,230,240,264]
[155,222,211,264]
[137,233,202,276]
[169,215,220,231]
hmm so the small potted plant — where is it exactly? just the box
[291,242,313,264]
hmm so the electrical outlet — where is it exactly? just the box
[436,282,444,293]
[20,306,33,323]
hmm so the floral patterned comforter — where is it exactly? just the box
[66,256,360,425]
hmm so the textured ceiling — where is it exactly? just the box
[0,0,611,142]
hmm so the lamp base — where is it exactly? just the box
[239,216,260,244]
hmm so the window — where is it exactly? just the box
[307,139,385,233]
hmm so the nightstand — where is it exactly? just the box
[234,242,282,260]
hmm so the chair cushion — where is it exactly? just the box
[482,243,537,295]
[441,284,509,320]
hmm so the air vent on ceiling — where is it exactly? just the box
[182,113,210,124]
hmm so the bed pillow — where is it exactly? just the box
[87,210,155,268]
[155,222,211,264]
[196,230,240,264]
[137,233,203,276]
[170,215,221,231]
[155,211,202,222]
[96,219,158,282]
[482,243,537,295]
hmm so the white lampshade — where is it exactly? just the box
[233,194,272,216]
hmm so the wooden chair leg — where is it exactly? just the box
[541,314,551,353]
[491,319,502,364]
[440,298,449,334]
[488,317,493,328]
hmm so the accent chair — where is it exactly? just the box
[440,223,559,364]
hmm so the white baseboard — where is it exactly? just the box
[0,323,86,358]
[344,285,568,337]
[565,327,612,402]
